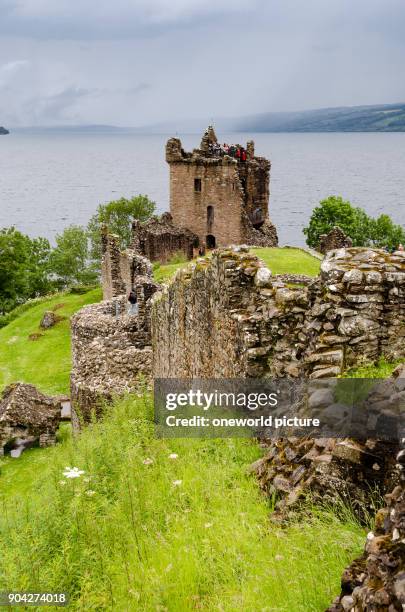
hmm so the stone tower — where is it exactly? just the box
[166,126,278,249]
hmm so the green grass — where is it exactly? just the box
[344,357,403,378]
[153,260,190,283]
[154,247,321,283]
[251,247,321,277]
[0,288,102,395]
[0,394,365,611]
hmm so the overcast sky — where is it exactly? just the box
[1,0,405,127]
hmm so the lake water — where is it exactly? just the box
[0,132,404,246]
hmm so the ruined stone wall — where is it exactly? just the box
[168,156,245,247]
[253,366,404,520]
[101,228,152,300]
[166,133,278,249]
[319,226,353,254]
[236,154,270,220]
[0,383,61,454]
[328,433,405,611]
[71,277,160,429]
[152,246,405,379]
[131,214,198,263]
[101,230,126,300]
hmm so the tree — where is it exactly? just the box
[303,196,405,250]
[369,214,405,250]
[0,228,52,313]
[87,195,156,266]
[49,225,97,288]
[303,196,371,248]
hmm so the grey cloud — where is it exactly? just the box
[0,0,404,127]
[0,0,261,39]
[30,87,94,121]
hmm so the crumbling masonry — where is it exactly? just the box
[0,383,61,455]
[152,246,405,379]
[71,257,160,428]
[165,126,278,250]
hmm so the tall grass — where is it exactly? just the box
[0,394,365,611]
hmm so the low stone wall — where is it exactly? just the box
[71,276,160,429]
[151,246,405,379]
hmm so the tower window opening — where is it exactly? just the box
[207,205,214,233]
[194,178,202,192]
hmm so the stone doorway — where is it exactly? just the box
[206,234,216,249]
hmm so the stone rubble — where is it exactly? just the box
[328,436,405,611]
[0,383,61,455]
[40,310,60,329]
[319,226,353,254]
[252,367,404,521]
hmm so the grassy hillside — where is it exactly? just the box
[0,394,365,611]
[0,288,101,395]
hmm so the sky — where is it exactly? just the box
[0,0,405,127]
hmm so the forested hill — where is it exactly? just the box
[233,103,405,133]
[0,126,9,135]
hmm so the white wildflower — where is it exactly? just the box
[172,480,182,487]
[86,490,96,497]
[168,453,178,460]
[142,458,154,465]
[204,522,213,529]
[63,467,85,479]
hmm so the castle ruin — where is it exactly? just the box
[165,126,278,250]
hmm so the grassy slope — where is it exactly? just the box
[154,247,321,283]
[0,288,102,395]
[0,395,365,611]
